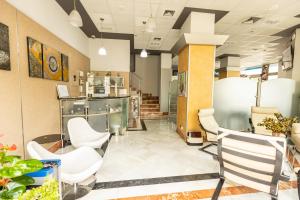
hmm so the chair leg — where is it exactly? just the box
[199,143,218,158]
[211,178,224,200]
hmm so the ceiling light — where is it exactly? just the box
[98,18,107,56]
[98,47,107,56]
[146,0,156,33]
[69,0,83,27]
[146,17,156,33]
[140,49,148,58]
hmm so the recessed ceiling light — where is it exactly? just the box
[242,17,261,24]
[163,10,175,17]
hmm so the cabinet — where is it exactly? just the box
[59,97,129,140]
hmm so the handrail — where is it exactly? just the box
[130,72,142,81]
[130,72,142,96]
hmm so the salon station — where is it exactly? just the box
[2,0,300,200]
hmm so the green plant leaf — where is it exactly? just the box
[14,159,43,174]
[12,175,35,186]
[1,184,26,199]
[2,156,21,165]
[0,167,23,178]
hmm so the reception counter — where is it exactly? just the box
[59,96,129,140]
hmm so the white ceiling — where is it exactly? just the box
[80,0,300,67]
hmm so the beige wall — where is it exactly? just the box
[135,55,160,96]
[0,1,90,157]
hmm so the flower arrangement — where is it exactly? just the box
[258,113,298,136]
[0,135,43,199]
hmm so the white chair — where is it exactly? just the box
[198,108,219,156]
[27,141,103,199]
[212,128,289,200]
[68,117,110,149]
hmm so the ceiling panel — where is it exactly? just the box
[76,0,300,67]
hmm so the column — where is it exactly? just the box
[160,53,172,113]
[218,56,241,79]
[173,12,228,140]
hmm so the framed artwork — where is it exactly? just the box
[61,54,69,82]
[0,22,10,71]
[27,37,43,78]
[178,72,187,96]
[43,45,62,81]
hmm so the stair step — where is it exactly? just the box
[142,100,159,104]
[142,96,159,100]
[141,108,160,112]
[141,104,160,108]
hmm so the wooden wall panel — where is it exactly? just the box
[0,1,90,156]
[0,1,23,156]
[177,46,189,138]
[187,45,215,133]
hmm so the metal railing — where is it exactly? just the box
[129,72,142,95]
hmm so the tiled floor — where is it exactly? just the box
[78,120,298,200]
[96,120,218,182]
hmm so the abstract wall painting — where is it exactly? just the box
[0,23,10,71]
[178,71,187,97]
[43,45,62,81]
[27,37,43,78]
[61,54,69,82]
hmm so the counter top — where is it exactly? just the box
[59,95,130,100]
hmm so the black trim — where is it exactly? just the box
[223,159,274,176]
[226,134,274,147]
[93,173,219,190]
[127,119,147,131]
[222,147,275,164]
[224,167,271,185]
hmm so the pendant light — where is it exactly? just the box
[98,18,107,56]
[146,0,156,33]
[140,49,148,58]
[140,21,148,58]
[69,0,83,27]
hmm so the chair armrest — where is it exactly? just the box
[279,172,290,182]
[249,118,255,133]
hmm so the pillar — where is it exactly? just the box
[160,53,172,113]
[173,12,228,140]
[218,56,241,79]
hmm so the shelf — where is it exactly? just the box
[62,114,85,117]
[87,113,108,116]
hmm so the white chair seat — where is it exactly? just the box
[27,141,102,185]
[68,117,110,149]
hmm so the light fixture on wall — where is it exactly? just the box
[98,18,107,56]
[140,21,148,58]
[69,0,83,27]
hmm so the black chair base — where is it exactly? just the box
[199,143,218,159]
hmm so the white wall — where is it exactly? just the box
[6,0,89,57]
[135,55,160,96]
[160,53,172,112]
[89,38,130,72]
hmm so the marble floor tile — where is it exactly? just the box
[96,120,219,183]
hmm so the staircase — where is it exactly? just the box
[140,93,167,119]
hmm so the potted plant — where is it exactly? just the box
[0,137,59,200]
[258,113,298,137]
